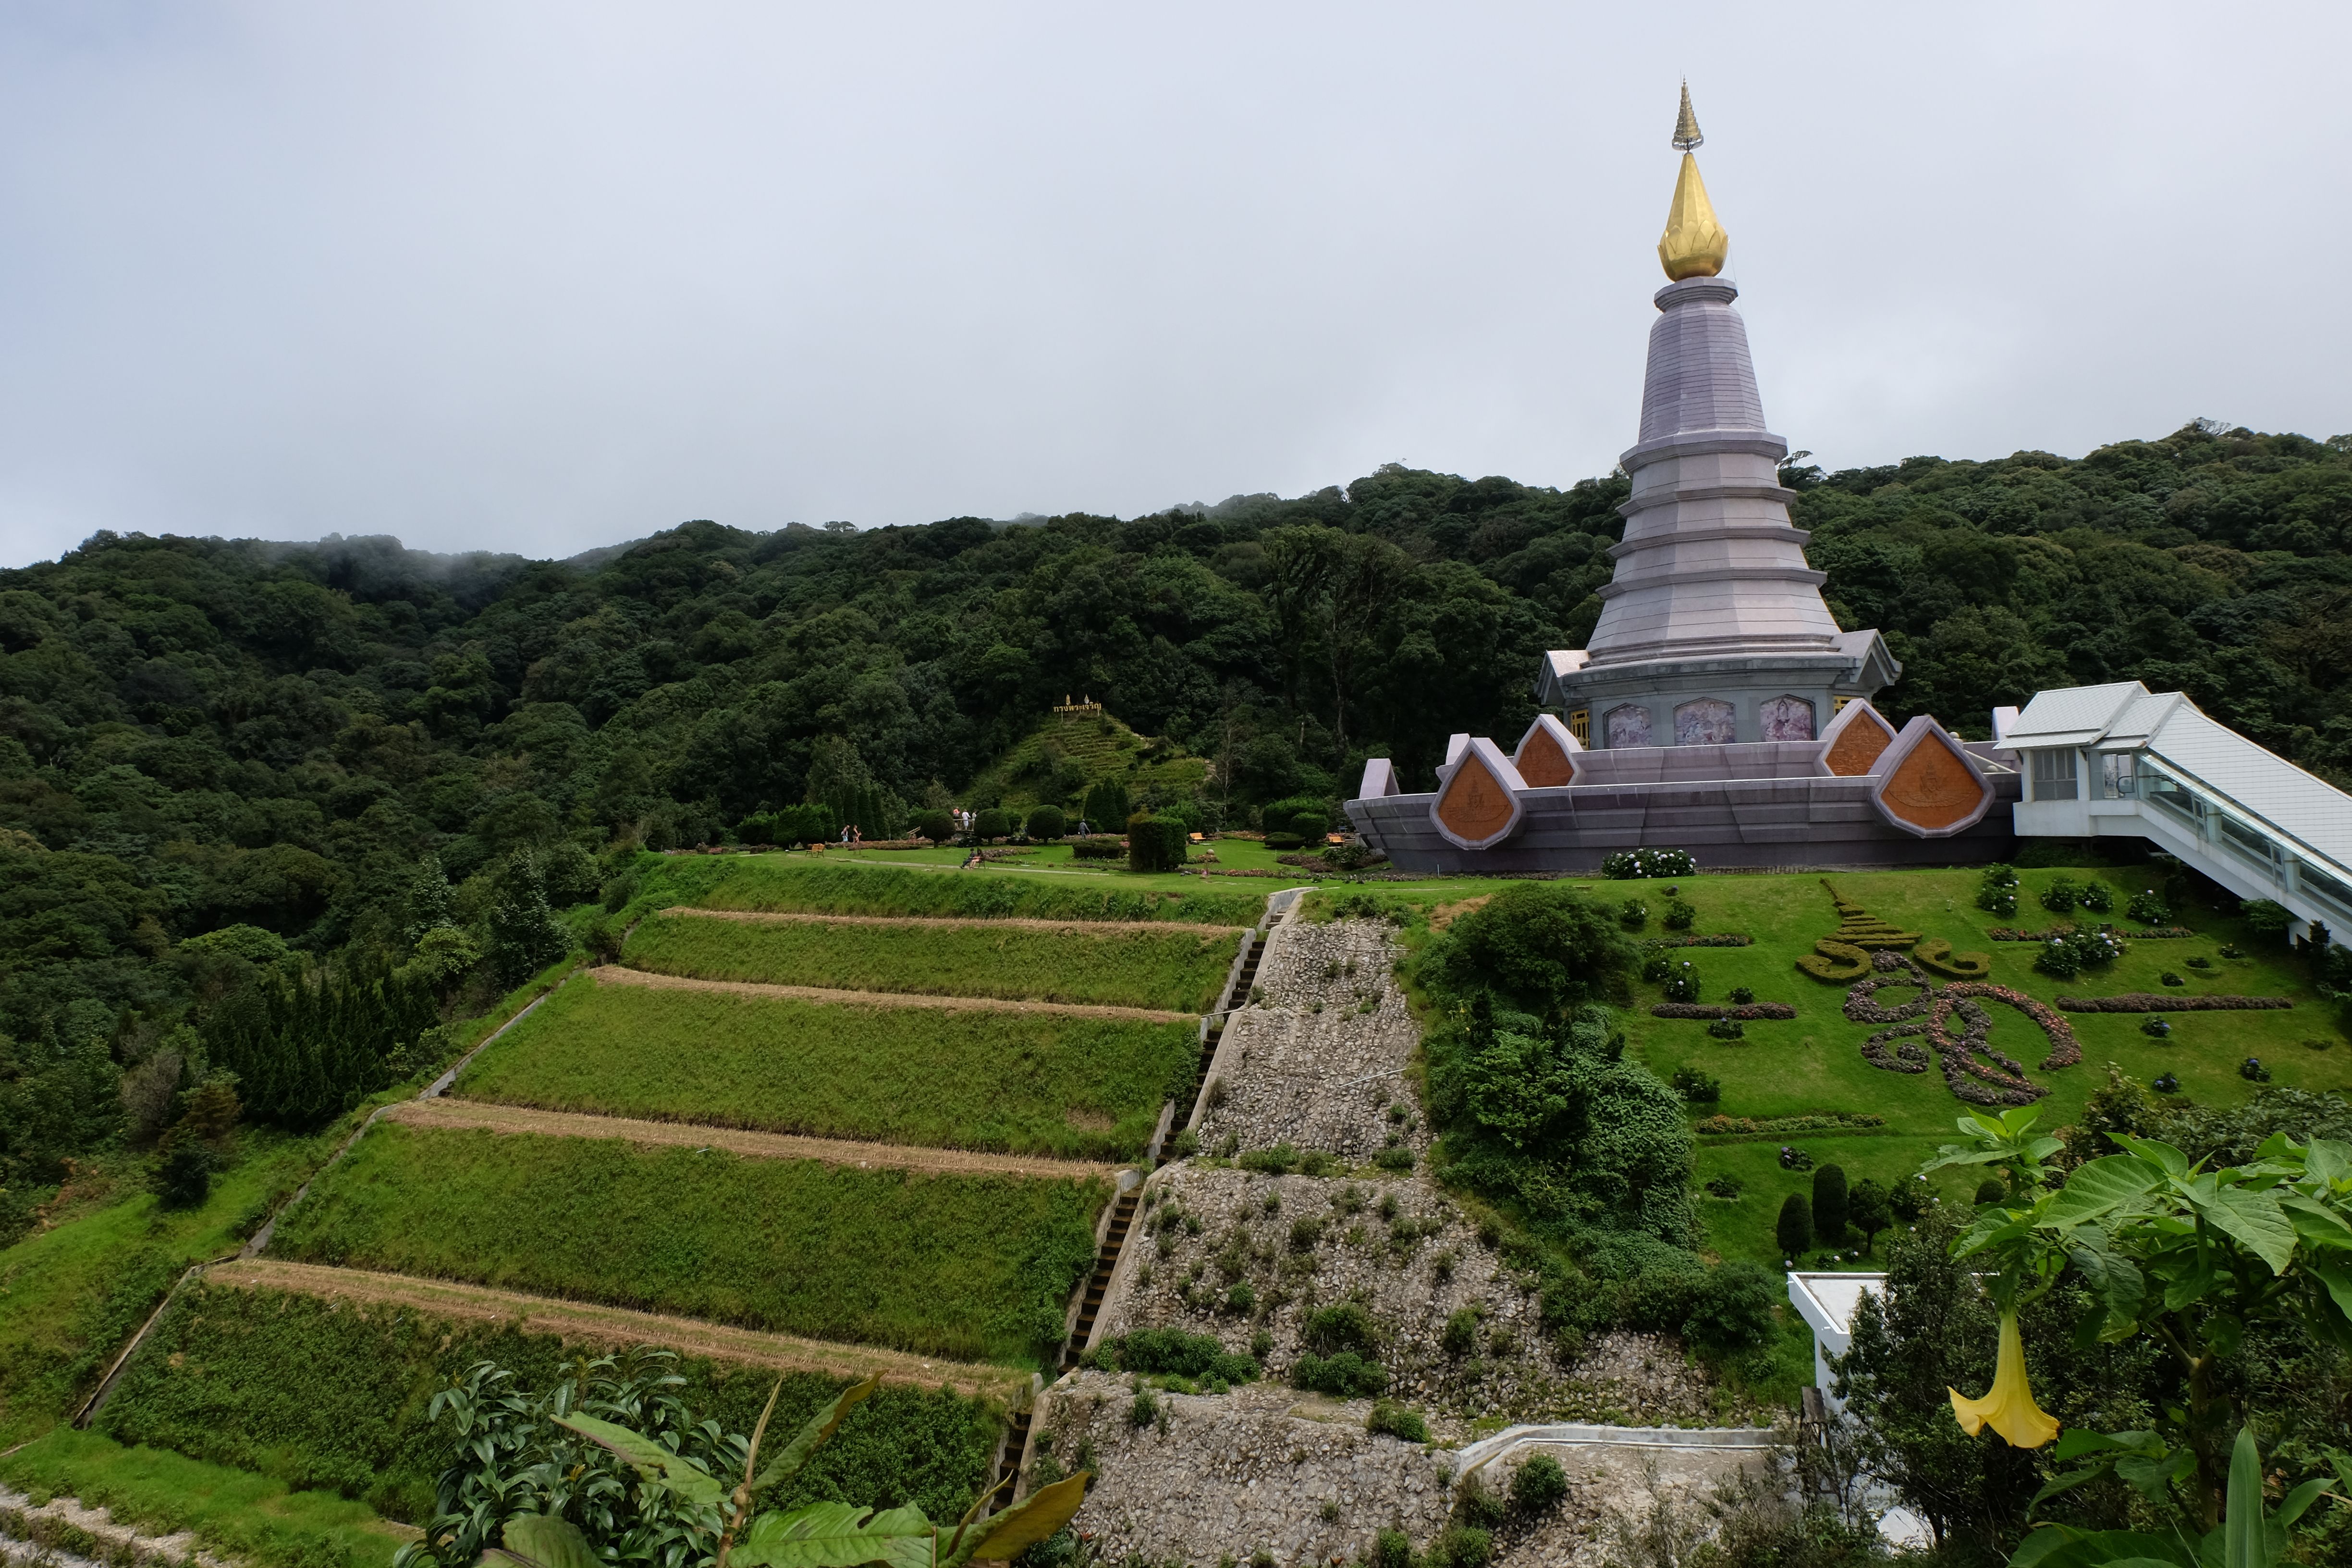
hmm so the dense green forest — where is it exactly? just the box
[5,418,2352,1226]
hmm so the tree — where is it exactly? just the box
[1777,1193,1813,1258]
[1025,805,1066,840]
[488,850,570,987]
[914,809,955,843]
[1080,780,1129,831]
[1812,1164,1850,1248]
[1847,1176,1893,1253]
[1428,883,1634,1019]
[972,808,1011,842]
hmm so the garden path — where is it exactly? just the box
[662,906,1248,936]
[383,1097,1125,1180]
[595,964,1194,1022]
[204,1260,1029,1397]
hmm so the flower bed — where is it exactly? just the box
[2128,926,2196,939]
[1642,933,1753,949]
[1848,953,2082,1106]
[2055,993,2293,1013]
[1695,1112,1886,1136]
[1602,847,1697,879]
[1651,1002,1798,1021]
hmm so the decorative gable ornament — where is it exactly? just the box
[1430,736,1528,851]
[1513,714,1585,788]
[1817,698,1898,777]
[1868,715,1994,837]
[1357,757,1401,798]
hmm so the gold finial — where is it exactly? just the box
[1657,85,1727,280]
[1672,81,1702,152]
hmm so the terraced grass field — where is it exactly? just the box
[265,1123,1106,1365]
[458,976,1198,1159]
[650,853,1269,925]
[623,910,1241,1011]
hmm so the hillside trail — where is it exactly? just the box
[203,1259,1029,1398]
[660,906,1248,936]
[594,964,1196,1022]
[384,1097,1125,1181]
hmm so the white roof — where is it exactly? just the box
[2007,681,2352,875]
[2003,682,2145,747]
[1789,1272,1885,1336]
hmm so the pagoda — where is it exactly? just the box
[1539,85,1897,751]
[1345,90,2015,874]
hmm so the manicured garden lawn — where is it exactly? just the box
[266,1123,1107,1366]
[623,909,1243,1012]
[1616,866,2351,1268]
[458,975,1199,1160]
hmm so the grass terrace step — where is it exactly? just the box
[625,909,1244,1012]
[458,974,1198,1161]
[265,1122,1107,1366]
[89,1260,1007,1529]
[650,854,1268,926]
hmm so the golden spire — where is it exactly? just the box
[1658,83,1729,281]
[1672,81,1703,151]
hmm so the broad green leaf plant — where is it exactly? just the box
[482,1374,1088,1568]
[1922,1109,2352,1535]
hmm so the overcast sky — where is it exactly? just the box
[1,2,2346,568]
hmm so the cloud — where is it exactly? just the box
[1,0,2347,566]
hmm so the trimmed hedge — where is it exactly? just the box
[1650,1003,1797,1020]
[2056,993,2293,1013]
[1126,814,1188,874]
[97,1283,998,1526]
[1642,934,1753,949]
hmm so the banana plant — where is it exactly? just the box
[478,1375,1088,1568]
[2008,1427,2336,1568]
[1923,1115,2352,1530]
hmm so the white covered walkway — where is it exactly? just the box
[2000,682,2352,939]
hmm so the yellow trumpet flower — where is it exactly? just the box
[1948,1311,2059,1448]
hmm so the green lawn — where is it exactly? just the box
[458,975,1199,1160]
[265,1122,1107,1366]
[1617,867,2352,1268]
[623,909,1243,1012]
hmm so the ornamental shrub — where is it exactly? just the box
[2240,899,2294,941]
[1973,1176,2008,1205]
[1775,1193,1812,1257]
[1619,899,1650,929]
[1641,955,1672,983]
[1670,1066,1721,1103]
[2128,888,2170,925]
[1025,805,1067,840]
[1976,863,2020,916]
[1601,847,1697,879]
[2081,882,2114,913]
[2034,925,2126,978]
[1662,900,1697,931]
[1661,963,1701,1003]
[1812,1164,1850,1247]
[1706,1018,1745,1041]
[1777,1145,1813,1171]
[2039,876,2080,914]
[972,807,1012,841]
[1727,985,1755,1005]
[2142,1015,2172,1038]
[1126,813,1188,873]
[2241,1056,2272,1082]
[1069,836,1123,860]
[913,809,955,843]
[2153,1071,2180,1093]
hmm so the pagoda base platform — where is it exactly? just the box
[1346,740,2021,875]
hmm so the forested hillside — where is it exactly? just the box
[4,418,2351,1227]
